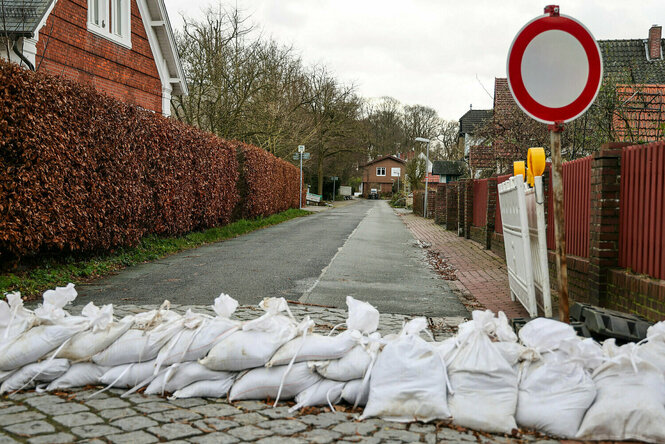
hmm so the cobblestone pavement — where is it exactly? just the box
[399,213,530,319]
[0,303,566,444]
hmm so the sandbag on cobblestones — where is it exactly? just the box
[229,362,321,401]
[362,318,451,423]
[341,379,369,407]
[154,295,240,372]
[0,292,35,341]
[268,297,380,369]
[47,363,110,390]
[92,304,182,366]
[576,340,665,443]
[0,359,70,394]
[55,303,133,361]
[145,362,235,395]
[100,360,157,389]
[200,298,298,371]
[445,310,519,434]
[171,376,236,399]
[0,284,88,370]
[290,379,345,411]
[515,318,598,438]
[637,321,665,374]
[309,339,379,381]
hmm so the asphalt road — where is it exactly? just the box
[76,200,467,317]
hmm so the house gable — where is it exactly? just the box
[1,0,186,115]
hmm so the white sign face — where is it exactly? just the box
[391,167,401,177]
[521,30,589,108]
[298,145,305,153]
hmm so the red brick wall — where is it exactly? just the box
[469,145,494,169]
[35,0,163,113]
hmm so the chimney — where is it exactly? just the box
[648,25,662,60]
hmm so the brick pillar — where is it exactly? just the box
[427,189,436,219]
[464,179,473,239]
[435,183,447,225]
[446,183,458,231]
[485,177,498,249]
[457,181,465,237]
[589,143,628,306]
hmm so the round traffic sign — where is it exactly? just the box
[507,13,603,124]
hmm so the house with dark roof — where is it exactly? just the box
[360,155,406,197]
[458,107,493,157]
[432,160,466,183]
[598,25,665,141]
[0,0,187,116]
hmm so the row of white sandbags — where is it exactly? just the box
[0,285,381,404]
[3,285,665,443]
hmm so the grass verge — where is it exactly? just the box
[1,208,310,301]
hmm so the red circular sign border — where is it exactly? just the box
[507,14,603,124]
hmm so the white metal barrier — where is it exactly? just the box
[498,174,552,318]
[498,175,537,317]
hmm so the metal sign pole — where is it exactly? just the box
[299,153,303,210]
[332,177,336,201]
[549,121,569,322]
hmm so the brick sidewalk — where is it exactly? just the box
[400,213,529,319]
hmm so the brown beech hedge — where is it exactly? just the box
[0,60,302,258]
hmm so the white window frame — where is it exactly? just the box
[376,167,386,176]
[87,0,132,49]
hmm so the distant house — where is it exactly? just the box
[432,160,466,183]
[598,25,665,141]
[458,107,493,158]
[0,0,187,116]
[360,155,406,196]
[458,107,493,177]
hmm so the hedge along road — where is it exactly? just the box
[76,200,468,317]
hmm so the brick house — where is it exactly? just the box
[598,25,665,141]
[360,155,406,197]
[458,107,493,177]
[0,0,187,116]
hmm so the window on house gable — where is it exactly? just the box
[87,0,131,48]
[376,167,386,176]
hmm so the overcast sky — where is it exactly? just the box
[163,0,665,121]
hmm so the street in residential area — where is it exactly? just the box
[76,200,467,318]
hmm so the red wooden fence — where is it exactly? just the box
[472,179,489,227]
[494,174,511,233]
[619,141,665,280]
[559,156,592,257]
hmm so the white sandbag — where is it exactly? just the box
[576,340,665,443]
[154,295,240,372]
[33,283,78,323]
[0,369,15,383]
[637,321,665,373]
[518,317,579,351]
[0,359,70,394]
[229,362,321,401]
[0,292,35,341]
[56,303,133,361]
[200,297,297,371]
[47,363,110,390]
[341,379,369,407]
[145,362,234,395]
[446,310,519,434]
[310,344,373,381]
[516,353,596,437]
[100,361,157,389]
[171,376,235,399]
[267,330,360,368]
[92,305,182,366]
[345,296,380,334]
[0,322,87,371]
[290,379,345,411]
[361,318,451,423]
